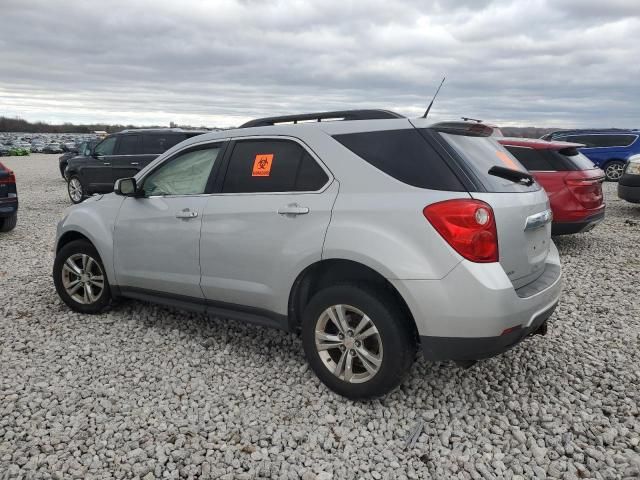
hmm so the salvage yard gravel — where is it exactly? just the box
[1,154,639,479]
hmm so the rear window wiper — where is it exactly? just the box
[488,165,534,186]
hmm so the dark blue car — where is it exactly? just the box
[541,129,640,181]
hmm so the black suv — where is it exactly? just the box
[65,128,208,203]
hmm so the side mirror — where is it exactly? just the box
[114,178,138,196]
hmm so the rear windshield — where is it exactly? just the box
[332,129,465,191]
[505,146,596,172]
[436,133,540,192]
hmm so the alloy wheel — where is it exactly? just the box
[61,253,105,304]
[605,163,624,181]
[68,178,83,202]
[315,304,383,383]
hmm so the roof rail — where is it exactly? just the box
[239,109,404,128]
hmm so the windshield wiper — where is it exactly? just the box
[488,166,534,186]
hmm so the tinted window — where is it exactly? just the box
[93,137,117,156]
[506,147,554,171]
[116,135,139,155]
[141,134,186,155]
[566,134,637,148]
[332,129,464,191]
[143,145,221,196]
[222,140,328,193]
[438,133,539,193]
[559,150,596,170]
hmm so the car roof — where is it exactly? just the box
[498,137,584,150]
[117,128,210,135]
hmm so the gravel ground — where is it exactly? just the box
[1,153,639,480]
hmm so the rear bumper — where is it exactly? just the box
[391,242,562,361]
[552,210,605,235]
[420,301,557,361]
[0,198,18,217]
[618,183,640,203]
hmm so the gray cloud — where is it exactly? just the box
[0,0,638,128]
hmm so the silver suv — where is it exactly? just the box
[53,110,562,399]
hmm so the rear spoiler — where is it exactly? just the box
[430,122,494,137]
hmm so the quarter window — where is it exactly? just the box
[222,139,328,193]
[143,145,221,196]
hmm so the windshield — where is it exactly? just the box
[437,132,540,193]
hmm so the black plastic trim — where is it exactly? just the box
[119,286,290,331]
[420,302,558,361]
[552,211,605,236]
[617,183,640,203]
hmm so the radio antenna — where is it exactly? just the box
[422,77,446,119]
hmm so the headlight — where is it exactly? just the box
[625,155,640,175]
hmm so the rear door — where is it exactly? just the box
[199,137,336,315]
[433,131,552,289]
[111,134,141,182]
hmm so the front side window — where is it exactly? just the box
[222,139,328,193]
[93,137,117,156]
[143,145,221,196]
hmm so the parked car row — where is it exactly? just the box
[53,110,563,399]
[0,132,98,157]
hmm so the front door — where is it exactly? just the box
[113,142,225,298]
[82,136,118,193]
[111,134,142,183]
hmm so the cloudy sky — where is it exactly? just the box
[0,0,639,128]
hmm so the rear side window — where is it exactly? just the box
[332,129,464,191]
[566,134,637,148]
[116,135,139,155]
[141,134,186,154]
[561,150,595,170]
[437,133,539,192]
[222,139,328,193]
[505,147,555,171]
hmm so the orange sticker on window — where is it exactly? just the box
[496,150,521,170]
[252,154,273,176]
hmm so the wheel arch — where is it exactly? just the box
[287,258,418,340]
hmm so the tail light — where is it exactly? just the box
[423,199,499,263]
[564,174,603,209]
[0,163,16,185]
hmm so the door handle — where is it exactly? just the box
[131,162,139,166]
[175,210,198,219]
[103,162,111,166]
[278,204,309,215]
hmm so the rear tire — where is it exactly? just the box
[301,284,416,399]
[604,161,625,181]
[53,240,112,314]
[0,213,17,232]
[67,176,86,204]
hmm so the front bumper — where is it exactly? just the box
[391,242,562,362]
[552,210,605,236]
[618,183,640,204]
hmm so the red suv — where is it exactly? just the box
[499,138,605,235]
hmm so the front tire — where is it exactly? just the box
[0,213,17,232]
[604,161,625,181]
[67,176,86,204]
[53,240,112,314]
[301,284,416,399]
